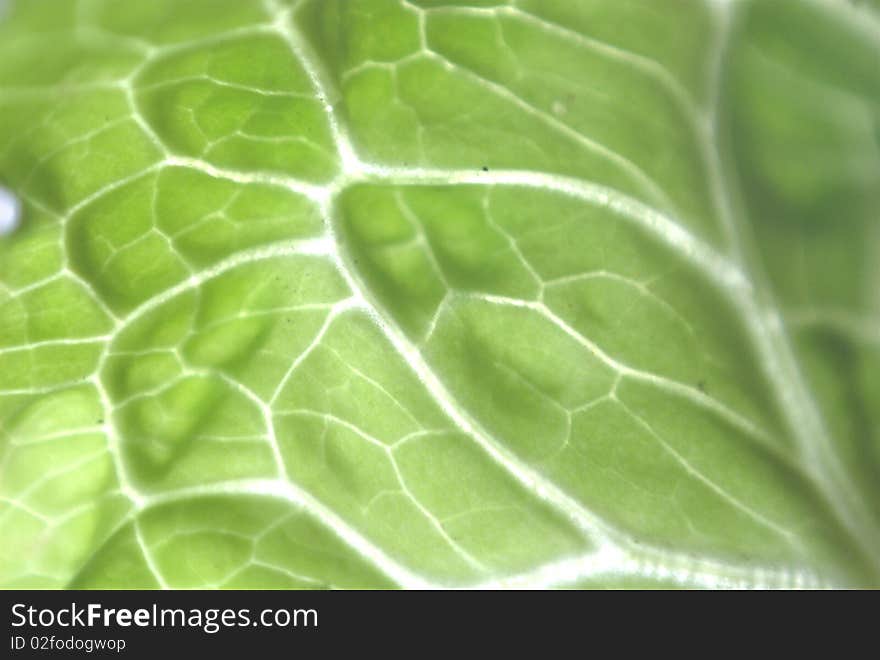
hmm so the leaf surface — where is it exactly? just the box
[1,0,878,588]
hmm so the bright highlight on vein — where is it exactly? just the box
[0,186,21,236]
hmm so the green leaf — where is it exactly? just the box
[1,0,878,589]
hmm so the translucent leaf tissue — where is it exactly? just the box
[1,0,879,589]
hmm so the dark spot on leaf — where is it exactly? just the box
[481,166,488,172]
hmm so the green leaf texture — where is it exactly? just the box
[1,0,878,589]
